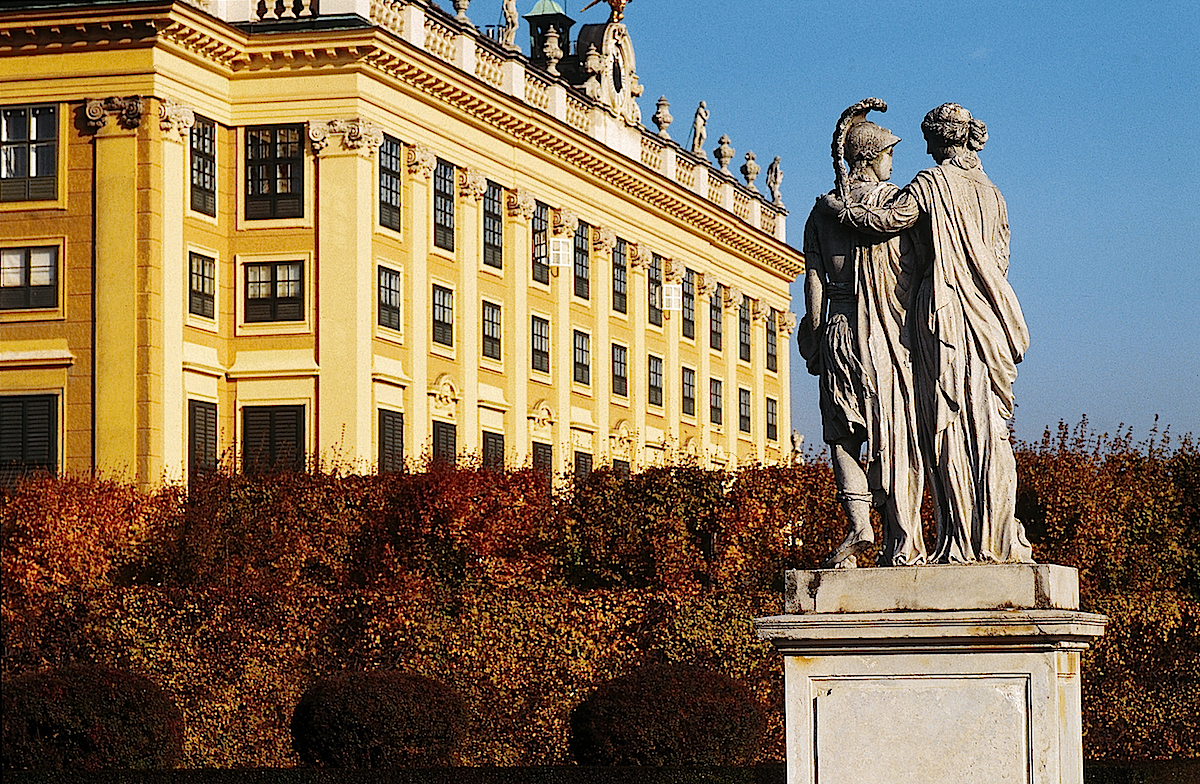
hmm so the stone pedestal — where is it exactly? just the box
[754,565,1106,784]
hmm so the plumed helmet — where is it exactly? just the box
[843,121,900,164]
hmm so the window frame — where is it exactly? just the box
[482,430,505,472]
[0,393,58,485]
[0,104,58,203]
[244,124,304,221]
[378,265,402,332]
[766,308,778,372]
[710,378,723,426]
[379,408,405,472]
[648,253,663,326]
[483,180,503,269]
[681,366,696,417]
[433,157,456,251]
[188,399,218,484]
[241,404,306,474]
[710,285,723,351]
[573,220,590,299]
[1,244,58,311]
[532,202,550,284]
[611,343,628,397]
[189,114,217,217]
[574,450,593,482]
[682,268,695,339]
[432,420,457,464]
[379,133,403,233]
[531,314,551,374]
[532,440,553,479]
[647,353,663,407]
[612,237,627,313]
[739,387,752,433]
[766,397,778,441]
[432,283,455,347]
[188,251,216,319]
[482,299,503,361]
[739,295,752,362]
[243,260,304,323]
[573,330,591,386]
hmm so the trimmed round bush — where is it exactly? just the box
[1,665,183,770]
[291,671,466,768]
[569,663,765,766]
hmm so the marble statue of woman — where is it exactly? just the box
[827,102,1033,564]
[690,101,708,156]
[801,100,926,568]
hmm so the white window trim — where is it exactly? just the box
[233,251,314,337]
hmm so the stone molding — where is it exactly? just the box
[157,97,195,138]
[592,225,617,254]
[751,298,767,324]
[429,373,459,415]
[308,118,384,156]
[506,187,535,220]
[628,242,647,271]
[84,96,146,130]
[457,166,486,200]
[406,143,436,179]
[778,310,797,337]
[552,207,579,237]
[528,399,555,431]
[697,272,719,298]
[663,257,684,284]
[724,284,743,310]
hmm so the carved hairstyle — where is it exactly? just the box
[922,103,987,165]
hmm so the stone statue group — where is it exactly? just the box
[801,99,1033,569]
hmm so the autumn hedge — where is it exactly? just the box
[1,420,1197,766]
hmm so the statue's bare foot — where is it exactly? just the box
[821,527,875,569]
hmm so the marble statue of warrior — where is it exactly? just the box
[825,102,1033,564]
[800,99,926,568]
[690,101,709,156]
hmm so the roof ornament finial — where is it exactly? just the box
[580,0,631,23]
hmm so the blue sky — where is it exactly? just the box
[447,0,1200,447]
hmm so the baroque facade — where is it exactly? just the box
[0,0,801,487]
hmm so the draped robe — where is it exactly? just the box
[842,159,1033,563]
[802,180,926,566]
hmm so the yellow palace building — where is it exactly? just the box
[0,0,801,488]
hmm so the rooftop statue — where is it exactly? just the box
[581,0,631,23]
[800,98,926,568]
[690,100,708,156]
[823,102,1034,565]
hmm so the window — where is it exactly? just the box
[613,459,630,479]
[648,253,663,326]
[682,269,695,339]
[574,220,590,299]
[710,379,723,425]
[242,405,304,473]
[766,308,778,372]
[574,451,593,481]
[573,330,590,385]
[482,300,502,360]
[432,420,456,464]
[188,400,217,482]
[379,134,403,232]
[739,388,752,433]
[739,296,752,362]
[532,440,553,478]
[1,246,56,310]
[432,284,454,347]
[0,394,56,485]
[611,344,628,397]
[648,354,663,407]
[612,237,627,313]
[378,266,401,331]
[531,315,550,373]
[190,115,216,216]
[532,202,549,284]
[245,124,303,219]
[244,261,303,322]
[483,430,505,471]
[766,397,778,441]
[710,285,723,350]
[681,366,696,416]
[433,158,455,251]
[379,409,404,472]
[1,104,56,202]
[189,252,215,318]
[483,181,503,268]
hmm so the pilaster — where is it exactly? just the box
[87,95,146,480]
[507,187,534,464]
[407,143,434,458]
[457,166,485,458]
[628,242,648,468]
[310,118,382,469]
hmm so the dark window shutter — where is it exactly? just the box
[188,400,218,481]
[0,395,57,485]
[379,410,404,473]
